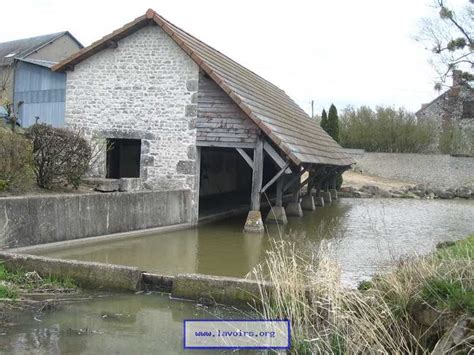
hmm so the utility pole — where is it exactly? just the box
[311,100,314,118]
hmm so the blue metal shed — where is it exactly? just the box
[13,59,66,127]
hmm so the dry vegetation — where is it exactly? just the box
[251,236,473,354]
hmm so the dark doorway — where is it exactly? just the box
[106,138,141,178]
[198,147,253,219]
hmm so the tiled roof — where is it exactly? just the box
[53,9,354,166]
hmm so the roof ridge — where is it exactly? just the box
[0,31,67,46]
[149,10,286,95]
[53,9,353,167]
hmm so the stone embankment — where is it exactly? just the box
[339,183,474,199]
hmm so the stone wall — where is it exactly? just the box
[64,24,200,221]
[416,84,474,155]
[352,152,474,188]
[0,190,191,249]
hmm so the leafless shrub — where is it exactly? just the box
[25,124,96,189]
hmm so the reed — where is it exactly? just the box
[250,236,473,354]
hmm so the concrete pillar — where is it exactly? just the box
[286,202,303,217]
[330,189,338,200]
[314,196,325,207]
[244,210,264,233]
[265,206,288,225]
[301,195,315,211]
[323,191,332,204]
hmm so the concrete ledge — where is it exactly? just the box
[0,252,142,291]
[0,251,276,307]
[9,223,193,254]
[171,273,270,307]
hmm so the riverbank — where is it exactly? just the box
[254,235,473,353]
[0,264,78,326]
[341,171,474,199]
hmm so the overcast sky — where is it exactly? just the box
[1,0,464,114]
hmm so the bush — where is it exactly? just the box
[340,106,436,153]
[0,129,32,192]
[25,124,92,189]
[438,121,474,156]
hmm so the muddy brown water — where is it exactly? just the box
[1,198,473,353]
[36,198,474,285]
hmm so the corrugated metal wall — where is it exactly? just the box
[14,61,66,127]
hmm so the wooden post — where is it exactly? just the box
[265,175,288,225]
[250,135,264,211]
[244,135,265,233]
[276,177,283,207]
[314,180,324,207]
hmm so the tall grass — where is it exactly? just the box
[251,236,473,354]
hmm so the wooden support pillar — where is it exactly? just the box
[276,176,283,207]
[250,136,264,211]
[266,176,288,225]
[314,180,325,207]
[330,176,338,200]
[244,136,264,233]
[286,185,303,217]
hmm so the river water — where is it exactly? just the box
[37,198,474,285]
[1,198,473,353]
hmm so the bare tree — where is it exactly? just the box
[417,0,473,89]
[0,64,13,104]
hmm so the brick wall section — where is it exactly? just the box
[64,24,200,221]
[352,152,474,188]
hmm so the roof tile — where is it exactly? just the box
[53,9,354,166]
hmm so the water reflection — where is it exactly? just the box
[0,293,245,354]
[37,199,474,285]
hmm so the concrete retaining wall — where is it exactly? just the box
[171,274,270,307]
[0,251,270,307]
[351,152,474,188]
[0,190,191,249]
[0,252,142,291]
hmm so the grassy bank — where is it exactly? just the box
[252,235,473,354]
[0,263,76,300]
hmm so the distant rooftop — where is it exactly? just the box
[0,32,82,66]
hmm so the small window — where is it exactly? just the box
[106,138,141,179]
[462,101,474,119]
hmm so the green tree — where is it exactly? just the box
[320,109,328,131]
[327,104,340,143]
[321,105,343,189]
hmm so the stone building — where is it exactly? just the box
[0,32,82,127]
[53,9,353,231]
[416,71,474,156]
